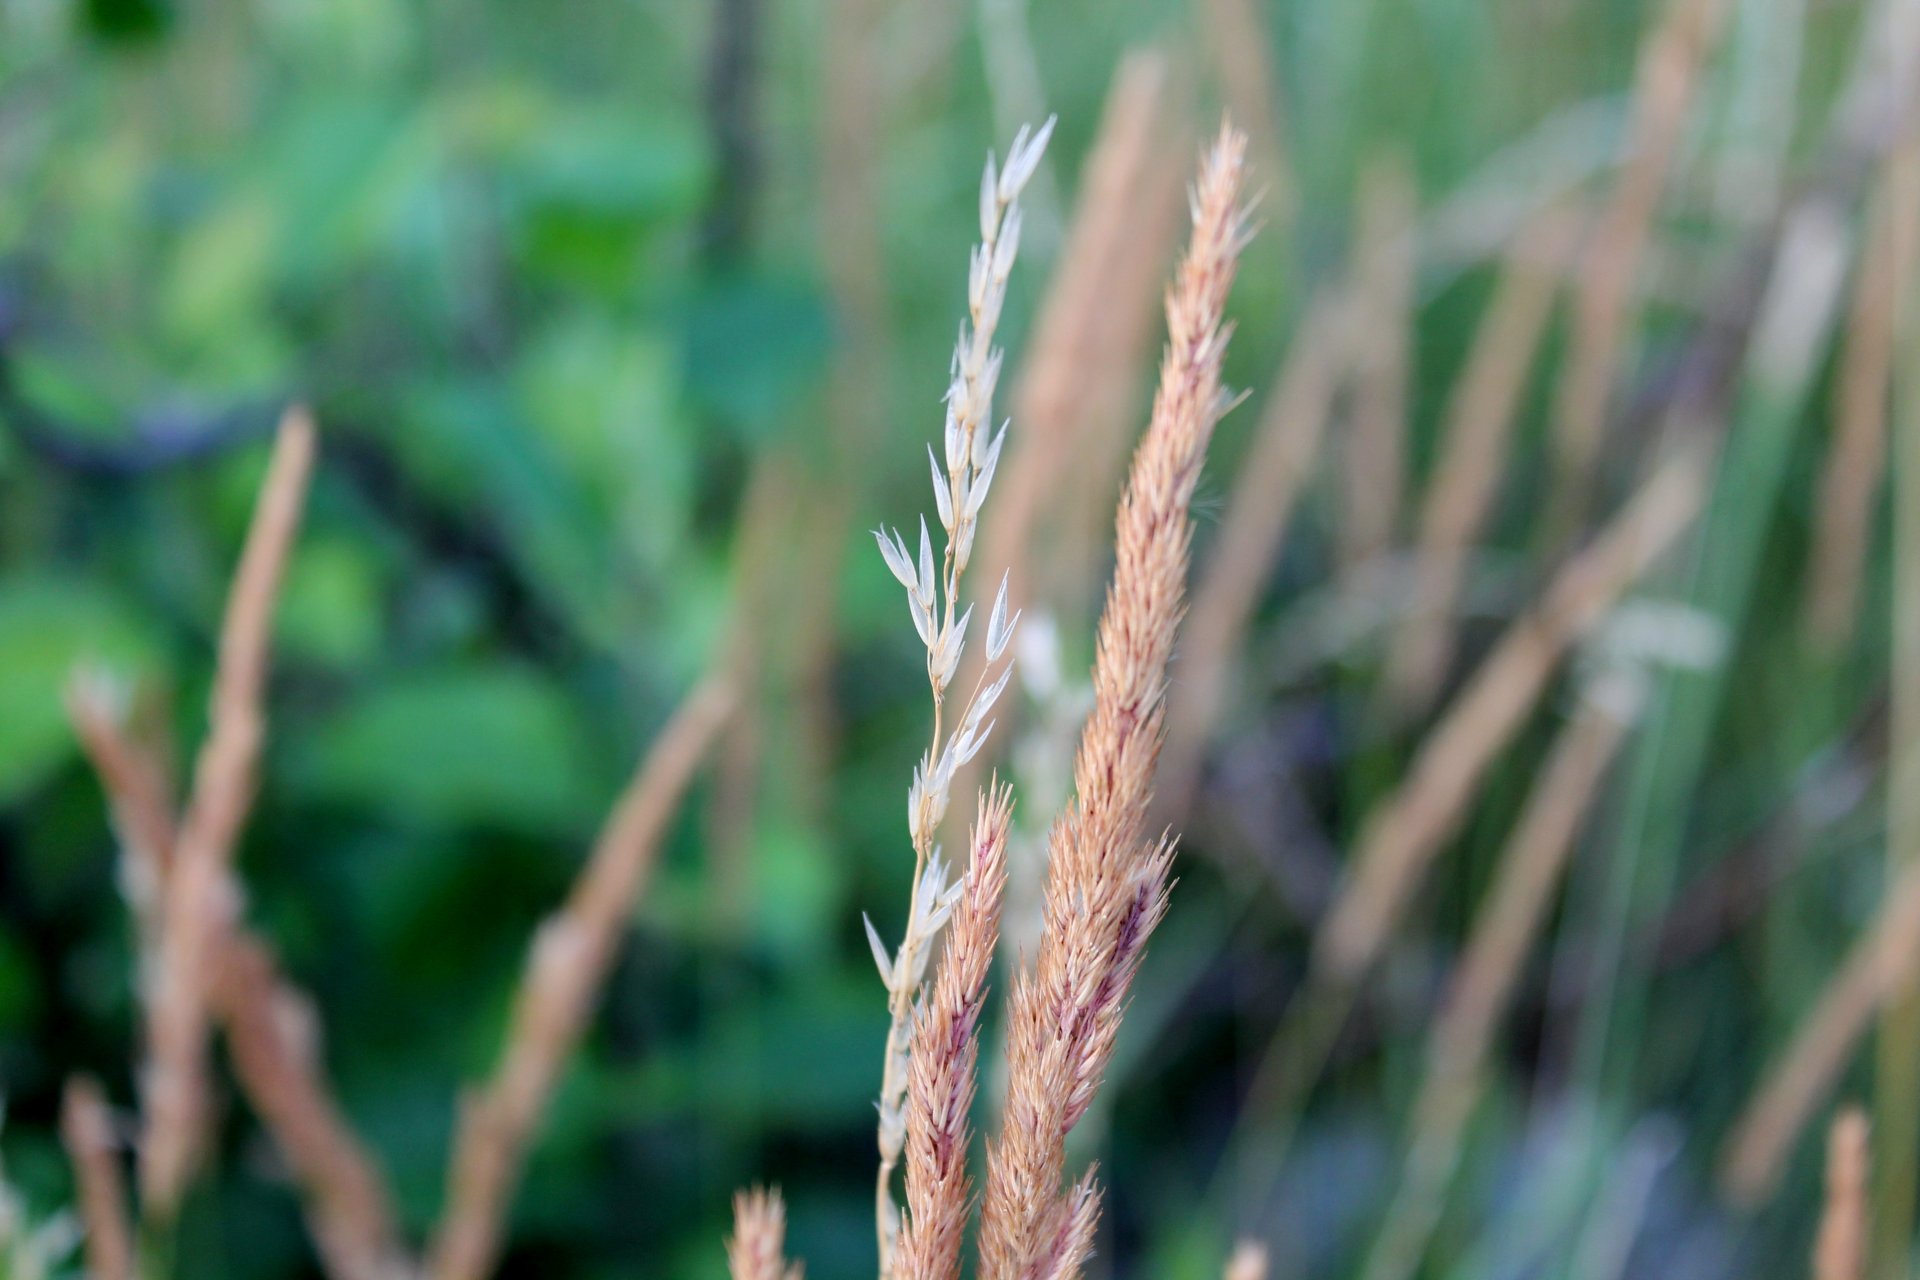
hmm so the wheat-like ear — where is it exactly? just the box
[979,121,1251,1280]
[142,405,315,1223]
[1816,1108,1870,1280]
[428,676,733,1280]
[728,1187,804,1280]
[61,1076,133,1280]
[895,785,1013,1280]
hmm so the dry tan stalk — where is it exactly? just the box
[1316,439,1708,984]
[728,1187,803,1280]
[142,405,316,1222]
[895,786,1012,1280]
[1382,203,1581,713]
[1158,290,1345,818]
[428,677,735,1280]
[946,51,1185,831]
[975,50,1182,618]
[1806,128,1920,652]
[61,1076,133,1280]
[1195,0,1292,229]
[70,643,411,1280]
[1340,152,1416,572]
[221,937,411,1280]
[1720,859,1920,1203]
[1224,1240,1269,1280]
[1359,675,1641,1280]
[1548,0,1728,534]
[1816,1108,1870,1280]
[978,123,1250,1280]
[868,120,1052,1272]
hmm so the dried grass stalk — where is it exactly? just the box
[867,119,1052,1271]
[221,937,411,1280]
[1316,440,1708,985]
[1382,204,1580,712]
[142,405,316,1222]
[1721,861,1920,1202]
[70,605,409,1280]
[978,123,1251,1280]
[1224,1240,1269,1280]
[1159,289,1345,816]
[1806,128,1920,651]
[61,1076,132,1280]
[1341,152,1416,571]
[895,786,1013,1280]
[728,1188,804,1280]
[428,677,735,1280]
[950,52,1184,819]
[1360,675,1641,1280]
[1816,1108,1870,1280]
[1549,0,1728,532]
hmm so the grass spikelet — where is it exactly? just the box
[978,121,1251,1280]
[895,785,1013,1280]
[866,117,1052,1272]
[728,1188,804,1280]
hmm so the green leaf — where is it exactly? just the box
[298,664,600,833]
[0,576,161,803]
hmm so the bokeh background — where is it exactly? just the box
[0,0,1913,1277]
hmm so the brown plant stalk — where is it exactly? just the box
[61,1076,133,1280]
[894,786,1013,1280]
[70,607,410,1280]
[977,122,1251,1280]
[428,675,734,1280]
[1341,152,1416,572]
[1359,673,1642,1280]
[1382,203,1580,713]
[1158,288,1345,818]
[1316,438,1708,985]
[1805,126,1920,652]
[1817,1108,1870,1280]
[142,405,316,1222]
[1720,858,1920,1202]
[1548,0,1728,536]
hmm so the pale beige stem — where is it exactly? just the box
[1382,203,1581,713]
[1159,291,1346,818]
[62,1076,133,1280]
[1548,0,1729,534]
[1721,860,1920,1202]
[1806,128,1920,651]
[1341,151,1416,572]
[1360,677,1640,1280]
[1317,439,1708,985]
[1817,1108,1870,1280]
[428,678,734,1280]
[142,406,316,1222]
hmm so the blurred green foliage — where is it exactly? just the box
[0,0,1905,1278]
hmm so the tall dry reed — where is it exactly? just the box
[1382,203,1579,713]
[1548,0,1728,536]
[1817,1108,1870,1280]
[141,408,315,1223]
[977,122,1250,1280]
[60,1077,131,1280]
[1159,288,1345,818]
[1341,153,1416,572]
